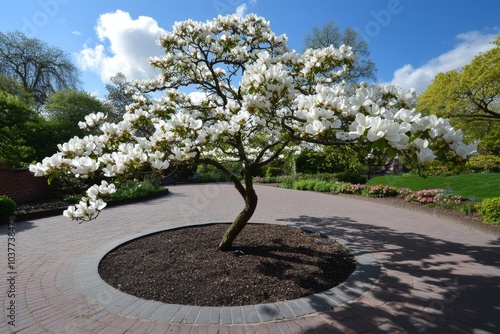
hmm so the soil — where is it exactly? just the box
[98,223,356,307]
[16,199,70,214]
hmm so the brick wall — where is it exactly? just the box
[0,169,54,203]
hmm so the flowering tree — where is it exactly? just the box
[30,14,477,250]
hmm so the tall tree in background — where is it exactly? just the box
[418,36,500,153]
[38,90,111,159]
[105,72,138,123]
[0,31,81,107]
[0,92,40,168]
[302,21,377,172]
[304,21,377,83]
[0,74,36,108]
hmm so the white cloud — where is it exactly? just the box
[188,91,208,104]
[390,30,498,92]
[235,1,257,18]
[72,30,82,36]
[76,10,166,84]
[236,4,248,18]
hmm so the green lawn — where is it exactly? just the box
[367,173,500,201]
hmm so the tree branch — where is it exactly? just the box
[253,140,290,168]
[196,157,246,199]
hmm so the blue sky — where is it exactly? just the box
[1,0,499,97]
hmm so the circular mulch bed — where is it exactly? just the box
[98,223,356,307]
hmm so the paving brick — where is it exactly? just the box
[127,300,157,318]
[195,307,211,324]
[275,301,295,320]
[183,305,202,324]
[284,300,307,317]
[6,183,500,333]
[116,317,140,330]
[219,306,233,325]
[240,305,260,324]
[138,301,163,318]
[158,304,182,322]
[170,305,194,323]
[255,303,281,323]
[229,306,244,324]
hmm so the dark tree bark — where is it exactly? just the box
[218,172,258,250]
[195,158,259,251]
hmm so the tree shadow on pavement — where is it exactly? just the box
[0,220,37,235]
[276,215,500,333]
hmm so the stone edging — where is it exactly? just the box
[72,222,381,325]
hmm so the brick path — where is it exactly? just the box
[1,183,499,333]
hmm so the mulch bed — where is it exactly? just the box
[98,223,356,307]
[16,199,70,213]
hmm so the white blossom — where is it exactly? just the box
[416,148,437,163]
[29,14,478,223]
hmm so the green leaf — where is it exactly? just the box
[47,170,59,185]
[370,140,387,151]
[385,147,397,158]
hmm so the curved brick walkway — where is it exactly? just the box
[1,183,500,333]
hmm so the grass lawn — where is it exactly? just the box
[367,173,500,201]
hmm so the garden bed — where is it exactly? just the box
[13,188,170,221]
[98,223,356,307]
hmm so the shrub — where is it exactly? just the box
[254,175,285,183]
[294,147,363,175]
[346,183,365,195]
[466,155,500,173]
[397,188,414,199]
[313,181,332,192]
[330,181,353,194]
[293,179,317,191]
[298,173,338,182]
[477,197,500,225]
[362,185,399,198]
[52,172,89,198]
[437,193,462,206]
[334,170,367,184]
[279,176,295,189]
[455,203,477,215]
[196,163,243,179]
[265,167,282,177]
[0,195,16,217]
[110,179,164,200]
[401,188,462,206]
[190,171,228,183]
[403,189,443,204]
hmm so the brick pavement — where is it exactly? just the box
[1,183,500,333]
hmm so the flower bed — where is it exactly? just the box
[279,178,484,222]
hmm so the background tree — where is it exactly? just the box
[302,21,378,172]
[31,15,477,251]
[0,74,36,108]
[105,72,139,123]
[0,91,40,168]
[38,90,111,159]
[418,36,500,153]
[0,31,81,107]
[296,146,363,172]
[304,21,377,83]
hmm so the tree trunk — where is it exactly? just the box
[218,172,258,251]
